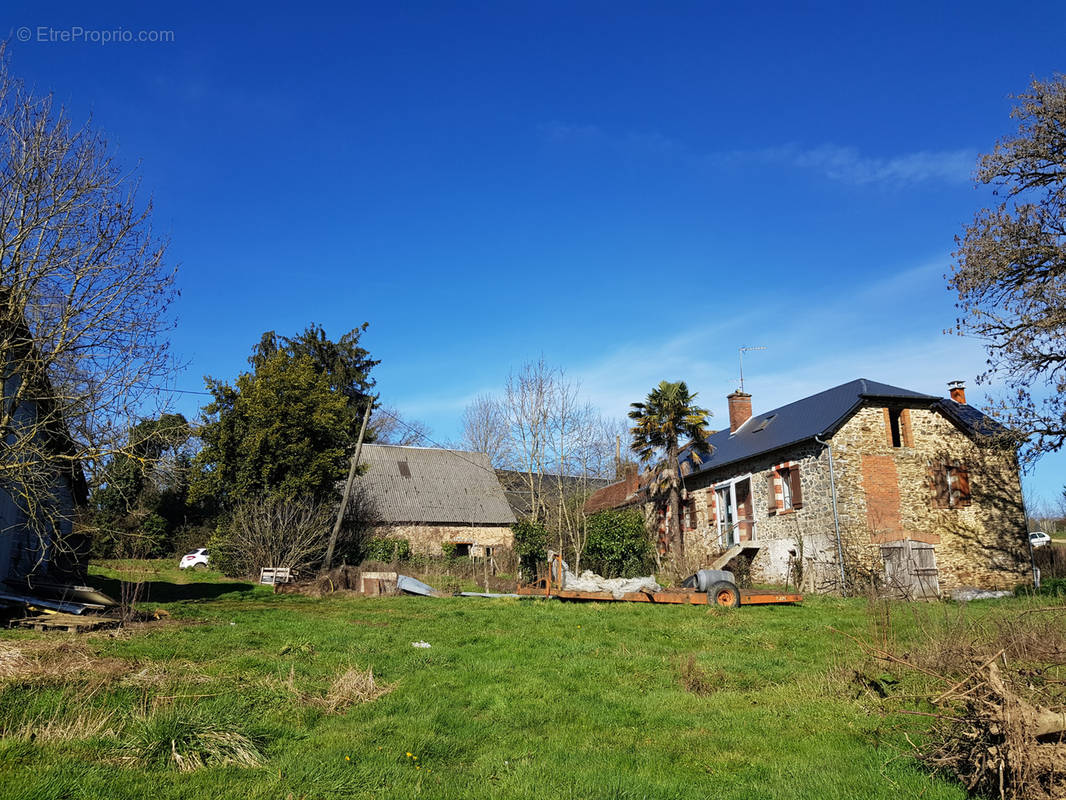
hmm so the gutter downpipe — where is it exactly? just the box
[815,435,847,596]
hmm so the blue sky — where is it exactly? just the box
[5,2,1066,506]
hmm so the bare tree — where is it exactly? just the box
[369,405,432,446]
[950,74,1066,462]
[219,497,333,577]
[504,359,557,524]
[487,359,621,571]
[460,393,511,466]
[0,48,177,575]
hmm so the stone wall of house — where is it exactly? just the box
[829,406,1029,592]
[674,404,1029,594]
[680,443,842,589]
[369,524,514,557]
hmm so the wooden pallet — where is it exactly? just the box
[13,613,120,633]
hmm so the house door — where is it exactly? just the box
[881,540,940,599]
[715,476,754,547]
[716,485,735,546]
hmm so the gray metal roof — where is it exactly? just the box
[679,378,1003,477]
[358,444,516,525]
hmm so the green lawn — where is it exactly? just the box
[1,566,1049,800]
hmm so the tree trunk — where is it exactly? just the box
[667,441,682,555]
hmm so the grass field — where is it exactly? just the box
[0,563,1057,800]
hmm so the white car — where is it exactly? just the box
[179,548,210,569]
[1029,531,1052,549]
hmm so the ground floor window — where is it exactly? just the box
[768,464,803,513]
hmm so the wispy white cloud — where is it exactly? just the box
[538,121,604,143]
[388,252,1065,503]
[730,143,977,186]
[540,121,976,187]
[565,257,980,423]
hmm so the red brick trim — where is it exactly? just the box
[769,461,799,514]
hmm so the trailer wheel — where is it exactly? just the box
[709,581,740,608]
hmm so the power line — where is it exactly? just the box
[369,405,503,480]
[145,386,612,485]
[156,386,213,396]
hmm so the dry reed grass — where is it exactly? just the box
[841,598,1066,800]
[0,639,131,683]
[318,665,393,713]
[2,708,120,743]
[677,654,724,695]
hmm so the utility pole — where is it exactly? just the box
[323,402,372,571]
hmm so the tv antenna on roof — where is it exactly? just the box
[738,345,766,393]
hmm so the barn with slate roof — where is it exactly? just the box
[586,378,1031,597]
[357,444,516,558]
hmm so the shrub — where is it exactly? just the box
[90,512,169,559]
[209,496,333,578]
[362,537,410,563]
[1034,545,1066,580]
[1025,576,1066,596]
[512,519,548,577]
[584,509,653,578]
[170,523,214,557]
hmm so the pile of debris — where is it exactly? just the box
[273,566,443,598]
[922,656,1066,799]
[275,566,372,597]
[549,552,660,600]
[838,607,1066,800]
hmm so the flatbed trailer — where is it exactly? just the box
[515,555,802,607]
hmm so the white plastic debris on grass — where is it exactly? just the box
[411,641,432,648]
[549,552,661,600]
[951,587,1013,602]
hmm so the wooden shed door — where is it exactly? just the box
[881,540,940,599]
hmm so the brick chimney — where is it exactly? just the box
[947,380,967,404]
[727,391,752,433]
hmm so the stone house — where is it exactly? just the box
[585,379,1030,597]
[357,444,515,558]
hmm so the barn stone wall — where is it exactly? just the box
[369,524,514,557]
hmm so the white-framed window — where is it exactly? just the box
[714,475,754,545]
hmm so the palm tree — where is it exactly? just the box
[628,381,712,556]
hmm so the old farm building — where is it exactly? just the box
[357,444,516,557]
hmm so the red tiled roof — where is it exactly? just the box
[584,472,645,514]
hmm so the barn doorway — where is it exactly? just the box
[880,540,940,599]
